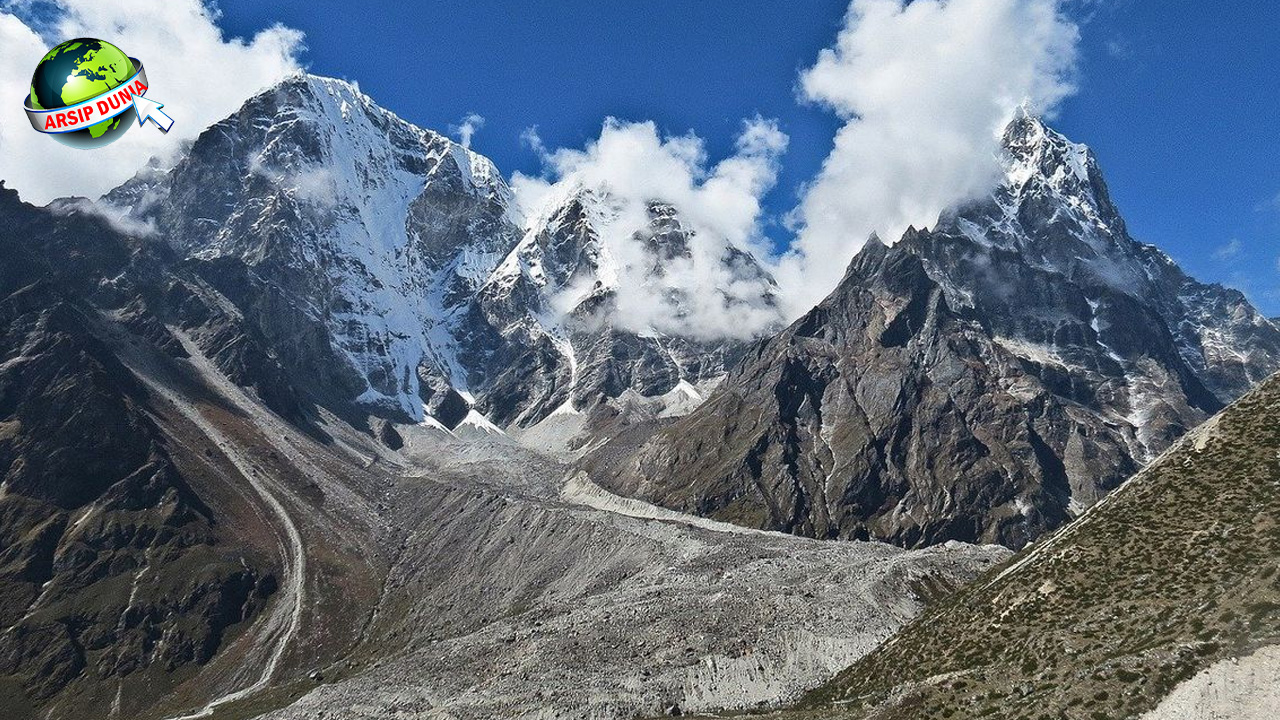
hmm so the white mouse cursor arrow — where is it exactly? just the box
[133,94,174,133]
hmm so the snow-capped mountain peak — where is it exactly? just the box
[599,115,1280,553]
[111,73,524,422]
[284,74,511,203]
[107,73,778,432]
[1002,112,1097,197]
[922,115,1280,459]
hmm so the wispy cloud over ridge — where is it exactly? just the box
[1213,238,1242,262]
[452,112,485,149]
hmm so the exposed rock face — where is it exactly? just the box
[933,114,1278,437]
[593,115,1280,549]
[0,185,279,718]
[1141,645,1280,720]
[112,75,780,433]
[773,370,1280,720]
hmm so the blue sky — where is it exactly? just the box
[214,2,1276,314]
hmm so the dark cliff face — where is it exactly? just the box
[591,117,1280,550]
[0,185,282,719]
[932,114,1278,418]
[593,235,1133,549]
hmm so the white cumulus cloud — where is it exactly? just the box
[512,117,788,339]
[775,0,1081,315]
[0,0,303,205]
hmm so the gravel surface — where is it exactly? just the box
[252,425,1009,719]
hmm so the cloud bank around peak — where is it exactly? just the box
[0,0,303,205]
[775,0,1081,315]
[511,117,788,340]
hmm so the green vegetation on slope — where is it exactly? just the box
[767,371,1280,720]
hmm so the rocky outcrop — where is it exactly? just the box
[591,236,1133,549]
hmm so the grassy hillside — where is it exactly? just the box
[750,371,1280,720]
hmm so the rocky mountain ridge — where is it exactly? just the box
[590,113,1280,549]
[111,74,781,437]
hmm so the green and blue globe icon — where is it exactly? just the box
[27,38,139,149]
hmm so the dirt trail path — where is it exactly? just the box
[124,332,309,720]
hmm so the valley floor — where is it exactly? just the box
[139,332,1009,720]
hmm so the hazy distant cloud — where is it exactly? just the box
[248,153,337,208]
[49,195,157,237]
[1105,38,1133,59]
[451,112,485,149]
[1212,238,1242,262]
[0,0,303,205]
[774,0,1081,316]
[511,117,787,339]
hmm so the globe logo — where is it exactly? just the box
[24,37,174,149]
